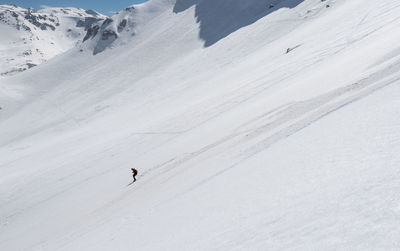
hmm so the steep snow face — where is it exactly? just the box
[1,0,400,250]
[0,4,106,76]
[174,0,305,46]
[81,0,307,54]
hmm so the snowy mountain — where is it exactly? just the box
[1,0,400,250]
[80,6,137,55]
[0,4,106,76]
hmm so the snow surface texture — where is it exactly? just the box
[1,0,400,250]
[0,5,106,76]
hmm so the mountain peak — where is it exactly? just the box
[0,4,106,76]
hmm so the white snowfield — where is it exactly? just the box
[1,0,400,250]
[0,5,105,76]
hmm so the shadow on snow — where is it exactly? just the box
[173,0,305,47]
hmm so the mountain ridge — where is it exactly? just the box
[0,4,106,76]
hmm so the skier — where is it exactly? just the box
[131,168,138,182]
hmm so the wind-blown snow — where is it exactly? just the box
[1,0,400,250]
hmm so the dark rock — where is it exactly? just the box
[83,24,100,42]
[118,19,127,32]
[40,23,55,31]
[101,18,113,28]
[125,6,135,12]
[22,50,32,56]
[101,30,118,40]
[26,63,36,68]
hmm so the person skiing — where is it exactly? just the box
[131,168,138,182]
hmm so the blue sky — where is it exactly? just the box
[0,0,149,15]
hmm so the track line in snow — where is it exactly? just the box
[157,61,400,201]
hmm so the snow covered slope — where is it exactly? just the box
[0,4,105,76]
[1,0,400,250]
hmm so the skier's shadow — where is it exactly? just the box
[126,181,135,187]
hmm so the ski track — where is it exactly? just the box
[152,64,400,202]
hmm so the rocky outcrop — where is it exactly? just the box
[101,30,118,40]
[83,25,100,42]
[81,6,137,55]
[117,19,127,32]
[24,11,56,31]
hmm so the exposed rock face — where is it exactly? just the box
[24,11,56,30]
[83,25,100,42]
[101,30,118,40]
[124,6,135,12]
[101,18,113,27]
[117,19,127,32]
